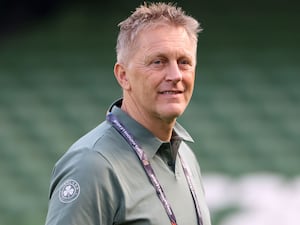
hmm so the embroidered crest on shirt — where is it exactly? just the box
[59,179,80,203]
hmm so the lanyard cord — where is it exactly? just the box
[106,113,203,225]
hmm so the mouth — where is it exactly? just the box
[159,90,183,95]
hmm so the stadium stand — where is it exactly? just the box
[0,2,299,225]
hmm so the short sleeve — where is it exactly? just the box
[45,148,123,225]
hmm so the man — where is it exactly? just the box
[45,2,211,225]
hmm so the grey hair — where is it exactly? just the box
[116,2,202,63]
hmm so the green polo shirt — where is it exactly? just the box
[45,100,211,225]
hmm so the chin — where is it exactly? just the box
[159,105,186,120]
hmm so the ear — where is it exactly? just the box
[114,63,131,90]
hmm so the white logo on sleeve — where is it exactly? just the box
[59,179,80,203]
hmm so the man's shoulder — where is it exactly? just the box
[70,120,111,150]
[72,119,130,154]
[54,120,131,170]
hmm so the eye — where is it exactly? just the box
[153,59,162,64]
[178,58,193,70]
[149,57,167,68]
[152,57,166,65]
[178,58,191,65]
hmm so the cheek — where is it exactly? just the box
[185,73,195,89]
[133,69,160,92]
[128,72,151,96]
[190,76,195,89]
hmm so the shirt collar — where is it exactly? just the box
[107,99,194,158]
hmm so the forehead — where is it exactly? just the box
[134,25,197,56]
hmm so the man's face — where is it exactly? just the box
[122,25,197,123]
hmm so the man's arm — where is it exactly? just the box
[45,149,123,225]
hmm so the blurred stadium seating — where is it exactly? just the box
[0,1,299,225]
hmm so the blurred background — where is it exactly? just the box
[0,0,299,225]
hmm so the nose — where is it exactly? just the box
[165,61,182,83]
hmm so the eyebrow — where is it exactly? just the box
[146,50,194,61]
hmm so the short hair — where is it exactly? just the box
[116,2,202,63]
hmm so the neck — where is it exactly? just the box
[121,101,175,142]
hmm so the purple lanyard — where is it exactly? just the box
[106,113,203,225]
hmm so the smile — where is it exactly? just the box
[159,90,183,95]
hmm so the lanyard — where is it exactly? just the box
[106,112,203,225]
